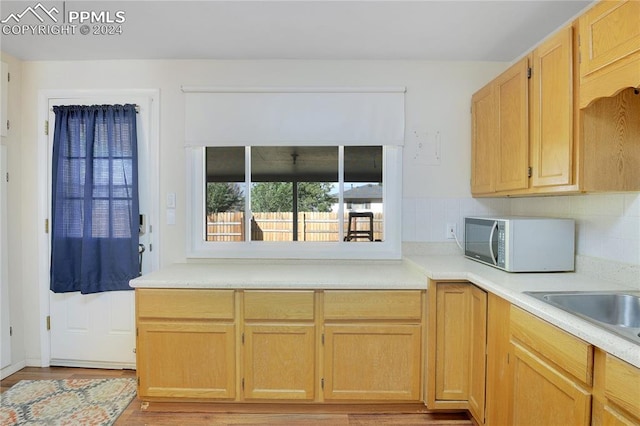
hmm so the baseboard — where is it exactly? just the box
[1,360,26,380]
[49,359,136,370]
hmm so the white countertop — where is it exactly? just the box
[406,254,640,368]
[130,254,640,367]
[129,259,426,289]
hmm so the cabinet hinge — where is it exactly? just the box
[527,67,532,79]
[7,72,10,82]
[137,377,140,386]
[242,378,245,390]
[507,353,510,364]
[136,328,138,337]
[321,333,324,345]
[5,172,8,182]
[242,332,244,344]
[527,166,532,178]
[9,326,12,337]
[321,378,324,390]
[46,315,51,331]
[44,120,49,136]
[45,218,49,233]
[6,120,9,131]
[149,243,152,252]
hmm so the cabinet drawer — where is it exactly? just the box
[510,306,593,386]
[244,291,314,320]
[136,289,234,320]
[605,354,640,420]
[324,290,422,320]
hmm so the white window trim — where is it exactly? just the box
[186,145,402,260]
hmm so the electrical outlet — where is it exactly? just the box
[446,223,457,239]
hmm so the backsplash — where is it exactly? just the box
[403,193,640,267]
[511,193,640,266]
[402,197,510,242]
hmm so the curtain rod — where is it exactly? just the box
[50,105,140,113]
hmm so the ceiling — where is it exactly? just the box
[0,0,593,62]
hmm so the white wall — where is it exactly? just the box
[16,59,508,365]
[0,51,25,377]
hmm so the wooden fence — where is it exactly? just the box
[206,212,383,242]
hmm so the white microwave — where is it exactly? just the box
[464,216,575,272]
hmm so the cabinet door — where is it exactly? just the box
[510,342,591,426]
[531,26,574,188]
[471,83,497,195]
[324,324,422,401]
[243,324,315,400]
[468,286,487,424]
[137,321,236,399]
[495,57,530,192]
[579,0,640,79]
[435,283,470,400]
[603,406,639,426]
[485,295,512,426]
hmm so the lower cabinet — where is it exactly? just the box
[323,290,424,401]
[136,289,237,400]
[323,324,422,401]
[136,288,424,403]
[426,281,487,423]
[592,349,640,426]
[509,306,592,426]
[242,290,316,401]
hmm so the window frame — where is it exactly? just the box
[187,145,402,260]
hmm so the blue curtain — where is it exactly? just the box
[50,104,139,294]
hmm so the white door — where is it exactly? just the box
[0,145,10,369]
[48,95,154,368]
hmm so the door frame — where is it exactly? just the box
[36,89,160,366]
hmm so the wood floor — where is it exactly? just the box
[1,367,473,425]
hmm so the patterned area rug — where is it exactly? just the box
[0,378,136,425]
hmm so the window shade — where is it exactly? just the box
[183,87,405,147]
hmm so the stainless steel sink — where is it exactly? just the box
[524,291,640,345]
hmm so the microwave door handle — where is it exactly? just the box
[488,221,499,266]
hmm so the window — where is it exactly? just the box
[183,86,405,260]
[189,145,401,259]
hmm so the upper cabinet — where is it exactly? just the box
[472,27,576,197]
[531,27,575,188]
[578,0,640,108]
[494,58,530,193]
[471,2,640,197]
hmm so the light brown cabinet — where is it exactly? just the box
[136,289,237,400]
[472,8,640,197]
[531,26,575,188]
[426,281,487,423]
[471,57,529,195]
[471,27,575,197]
[578,0,640,108]
[509,306,593,426]
[592,349,640,425]
[323,290,423,401]
[494,57,530,193]
[242,291,316,401]
[470,83,496,194]
[136,288,425,404]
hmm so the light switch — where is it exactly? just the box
[166,193,176,208]
[166,208,176,225]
